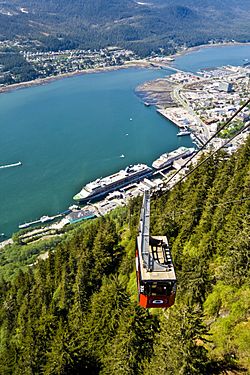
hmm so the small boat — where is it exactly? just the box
[165,57,175,62]
[69,205,80,211]
[144,102,150,107]
[120,154,125,158]
[130,118,133,121]
[19,223,30,229]
[40,215,53,223]
[177,128,191,137]
[0,161,22,169]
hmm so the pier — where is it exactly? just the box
[157,108,184,128]
[19,213,63,229]
[157,107,205,147]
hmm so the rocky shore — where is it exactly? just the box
[136,77,177,107]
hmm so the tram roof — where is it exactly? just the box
[137,235,176,282]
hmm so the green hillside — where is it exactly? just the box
[0,136,249,374]
[0,0,250,55]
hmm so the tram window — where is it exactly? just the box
[149,283,173,296]
[150,284,166,296]
[164,282,173,295]
[142,282,174,296]
[151,285,158,295]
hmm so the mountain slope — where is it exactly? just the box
[0,0,249,54]
[0,137,249,374]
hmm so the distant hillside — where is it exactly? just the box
[0,0,249,55]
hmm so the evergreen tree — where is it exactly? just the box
[144,306,209,375]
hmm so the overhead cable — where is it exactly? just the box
[163,98,250,188]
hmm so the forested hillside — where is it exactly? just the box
[0,136,249,374]
[0,0,250,55]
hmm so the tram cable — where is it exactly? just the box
[167,120,250,189]
[163,97,250,189]
[136,99,249,309]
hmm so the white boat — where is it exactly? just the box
[73,164,153,202]
[152,147,195,169]
[120,154,125,158]
[40,215,53,223]
[19,223,30,229]
[177,129,191,136]
[0,161,22,169]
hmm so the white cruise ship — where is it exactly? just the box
[73,164,152,202]
[152,147,195,170]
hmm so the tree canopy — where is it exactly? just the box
[0,136,249,374]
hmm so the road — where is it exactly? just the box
[172,85,211,143]
[147,60,212,144]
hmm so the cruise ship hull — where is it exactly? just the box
[73,166,153,203]
[152,147,195,170]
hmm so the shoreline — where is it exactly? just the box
[1,40,249,242]
[0,60,153,95]
[169,41,250,59]
[1,41,249,95]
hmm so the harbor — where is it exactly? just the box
[18,213,66,229]
[10,146,196,245]
[156,107,205,146]
[69,147,197,218]
[1,44,249,240]
[1,67,190,240]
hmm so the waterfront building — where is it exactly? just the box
[218,81,233,92]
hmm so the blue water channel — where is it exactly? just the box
[0,43,249,238]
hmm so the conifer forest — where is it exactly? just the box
[0,137,249,374]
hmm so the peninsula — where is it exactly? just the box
[136,63,250,149]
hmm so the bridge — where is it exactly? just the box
[148,61,193,75]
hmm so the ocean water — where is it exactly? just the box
[0,68,192,237]
[0,44,249,238]
[173,44,250,72]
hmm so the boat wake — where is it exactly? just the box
[0,161,22,169]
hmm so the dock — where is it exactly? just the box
[19,213,63,229]
[157,108,184,128]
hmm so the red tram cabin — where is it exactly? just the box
[136,190,176,308]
